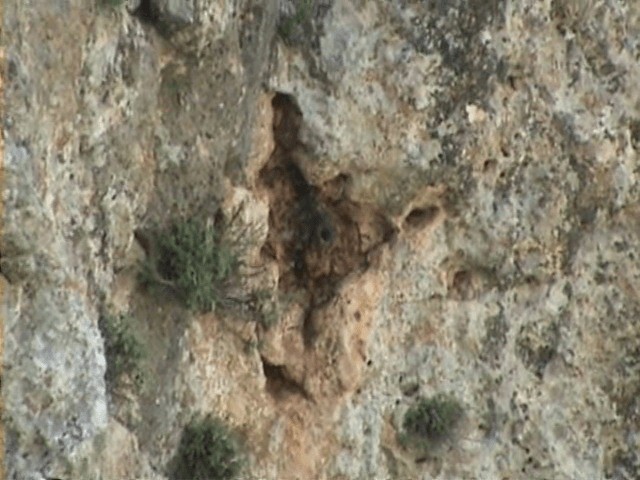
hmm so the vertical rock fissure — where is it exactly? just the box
[259,92,395,348]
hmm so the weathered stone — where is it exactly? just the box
[4,0,640,478]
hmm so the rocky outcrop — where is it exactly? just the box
[4,0,639,479]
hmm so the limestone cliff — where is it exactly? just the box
[3,1,639,479]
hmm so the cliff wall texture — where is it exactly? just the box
[3,1,639,479]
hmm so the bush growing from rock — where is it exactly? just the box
[171,414,244,480]
[140,218,239,312]
[277,0,314,42]
[99,313,145,390]
[401,393,463,448]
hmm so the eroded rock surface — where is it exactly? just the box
[4,0,639,479]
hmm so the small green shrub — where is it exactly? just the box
[172,414,244,480]
[277,0,314,42]
[140,218,239,312]
[99,313,145,390]
[401,394,463,448]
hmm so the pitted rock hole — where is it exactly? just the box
[132,0,194,33]
[259,93,395,347]
[261,356,309,400]
[404,205,440,230]
[133,0,159,25]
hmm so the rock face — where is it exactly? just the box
[3,0,639,479]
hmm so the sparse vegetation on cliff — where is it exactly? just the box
[99,313,146,390]
[401,393,463,449]
[277,0,314,42]
[139,218,239,313]
[171,414,244,480]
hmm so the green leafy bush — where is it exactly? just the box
[172,414,244,480]
[140,218,239,312]
[99,313,145,390]
[401,393,463,448]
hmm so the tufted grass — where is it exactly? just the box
[99,313,146,390]
[171,414,245,480]
[401,393,464,450]
[139,217,239,313]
